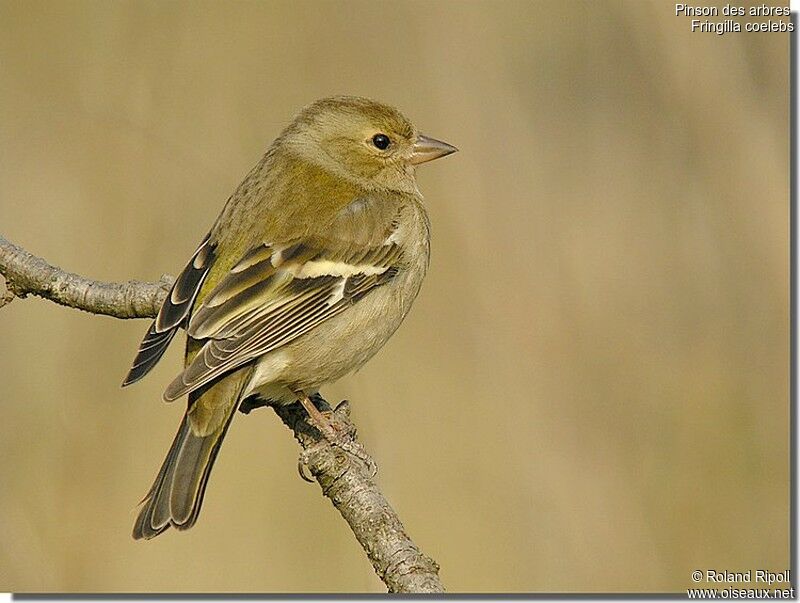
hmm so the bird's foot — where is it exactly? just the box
[296,394,378,480]
[330,435,378,478]
[297,450,316,483]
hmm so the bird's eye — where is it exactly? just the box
[372,134,391,150]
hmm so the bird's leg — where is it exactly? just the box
[310,394,356,432]
[295,391,377,480]
[298,392,339,440]
[295,392,337,482]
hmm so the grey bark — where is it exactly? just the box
[0,235,174,316]
[274,400,443,593]
[0,233,444,593]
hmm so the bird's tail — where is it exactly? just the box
[132,367,251,540]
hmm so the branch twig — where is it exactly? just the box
[0,233,444,593]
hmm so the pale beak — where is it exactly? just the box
[410,134,458,165]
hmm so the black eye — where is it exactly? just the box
[372,134,391,150]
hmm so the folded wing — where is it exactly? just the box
[123,234,216,386]
[163,237,401,401]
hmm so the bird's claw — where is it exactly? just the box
[295,395,377,481]
[333,437,378,478]
[295,434,378,482]
[297,449,315,483]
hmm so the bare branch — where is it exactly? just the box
[0,234,173,318]
[0,233,445,593]
[273,399,444,593]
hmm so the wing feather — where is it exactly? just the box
[162,240,400,401]
[123,234,216,386]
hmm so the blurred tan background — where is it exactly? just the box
[0,0,789,594]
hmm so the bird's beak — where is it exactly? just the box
[410,134,458,165]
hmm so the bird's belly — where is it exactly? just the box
[285,279,412,389]
[245,268,423,402]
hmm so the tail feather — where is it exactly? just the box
[132,367,250,540]
[133,417,190,539]
[170,418,230,527]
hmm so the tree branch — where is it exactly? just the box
[272,399,443,593]
[0,233,444,593]
[0,235,173,318]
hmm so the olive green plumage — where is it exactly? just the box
[123,96,456,539]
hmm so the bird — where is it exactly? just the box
[122,96,457,540]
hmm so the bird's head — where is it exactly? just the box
[280,96,457,194]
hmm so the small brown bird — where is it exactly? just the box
[123,96,456,539]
